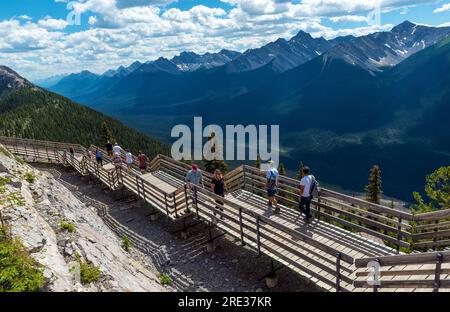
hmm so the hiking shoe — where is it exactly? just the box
[273,207,280,214]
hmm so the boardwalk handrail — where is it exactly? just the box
[354,251,450,291]
[3,135,450,251]
[4,135,450,292]
[0,135,356,291]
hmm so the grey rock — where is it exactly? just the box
[0,162,10,173]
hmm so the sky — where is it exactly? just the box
[0,0,449,80]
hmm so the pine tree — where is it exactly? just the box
[278,163,286,176]
[255,154,261,169]
[101,122,113,144]
[365,165,382,204]
[295,161,304,180]
[203,132,228,174]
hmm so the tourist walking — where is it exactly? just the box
[112,152,122,170]
[298,166,317,224]
[185,164,204,208]
[125,150,133,171]
[113,142,122,155]
[211,169,227,219]
[137,151,148,174]
[266,160,280,214]
[95,148,103,166]
[105,140,113,157]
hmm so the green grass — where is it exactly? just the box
[14,156,26,165]
[24,172,35,184]
[59,221,76,233]
[121,236,131,252]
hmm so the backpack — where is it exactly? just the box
[309,175,320,199]
[267,169,278,190]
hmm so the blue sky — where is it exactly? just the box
[1,0,449,80]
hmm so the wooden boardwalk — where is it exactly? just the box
[1,136,450,292]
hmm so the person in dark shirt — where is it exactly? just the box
[211,169,227,219]
[95,148,103,166]
[105,140,113,157]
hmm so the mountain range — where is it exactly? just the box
[31,21,450,200]
[0,67,169,159]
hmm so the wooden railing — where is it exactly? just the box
[354,251,450,291]
[0,136,355,291]
[2,135,450,291]
[222,165,450,253]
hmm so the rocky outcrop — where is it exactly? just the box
[0,145,164,292]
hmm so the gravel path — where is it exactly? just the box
[35,163,322,292]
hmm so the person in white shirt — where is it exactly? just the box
[125,150,133,171]
[299,166,315,223]
[113,142,122,155]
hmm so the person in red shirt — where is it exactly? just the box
[137,151,148,174]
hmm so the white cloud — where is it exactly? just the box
[330,15,369,23]
[1,0,442,80]
[18,15,33,21]
[434,3,450,13]
[38,18,69,30]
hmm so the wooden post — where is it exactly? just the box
[239,207,245,246]
[184,184,190,214]
[173,193,178,219]
[164,193,169,221]
[317,191,322,221]
[136,176,140,197]
[433,253,443,292]
[373,258,380,292]
[396,217,402,254]
[433,220,439,251]
[256,216,261,256]
[335,252,341,292]
[141,180,146,202]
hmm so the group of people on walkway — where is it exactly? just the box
[75,140,317,223]
[184,160,318,224]
[74,140,150,175]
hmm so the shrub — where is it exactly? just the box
[121,236,131,252]
[24,172,35,184]
[14,156,26,165]
[159,273,171,286]
[0,227,46,292]
[60,221,76,233]
[79,261,101,284]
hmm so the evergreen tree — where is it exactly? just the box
[255,154,261,169]
[278,163,286,176]
[295,161,304,180]
[202,132,228,174]
[101,122,113,145]
[413,166,450,212]
[365,165,382,204]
